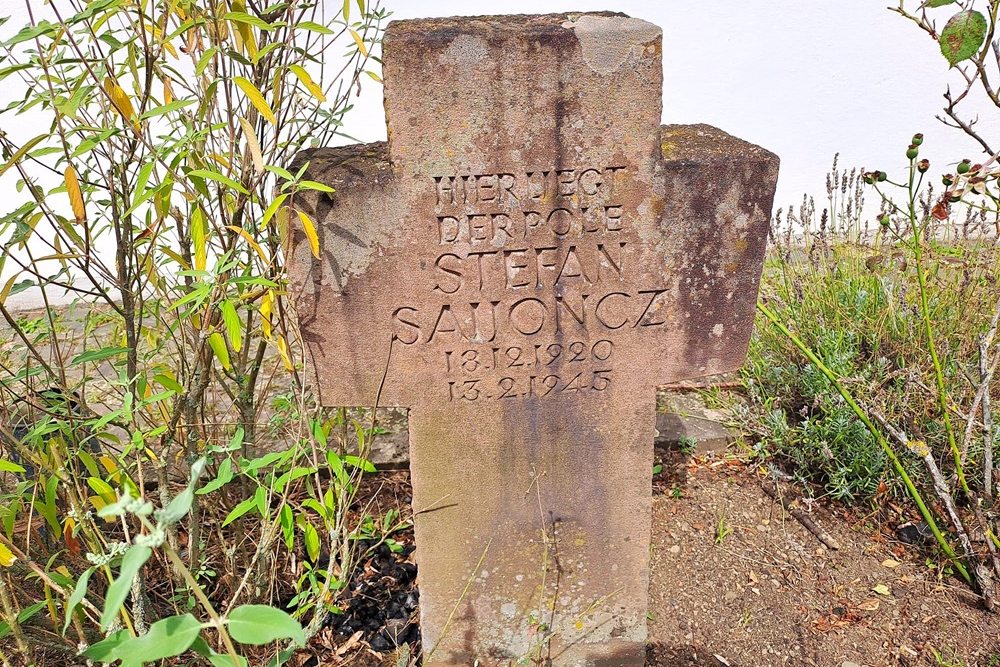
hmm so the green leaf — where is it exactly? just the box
[923,0,955,6]
[0,601,44,639]
[222,488,262,527]
[4,21,58,47]
[0,459,25,474]
[344,455,376,473]
[117,613,203,664]
[198,457,234,495]
[225,11,275,30]
[208,332,231,371]
[297,21,334,35]
[81,629,130,661]
[940,10,988,67]
[303,522,320,562]
[279,505,294,550]
[191,636,250,667]
[139,99,195,120]
[71,346,128,365]
[154,372,184,394]
[296,180,335,193]
[188,168,250,196]
[220,299,243,352]
[157,458,207,525]
[64,568,94,633]
[227,605,305,647]
[260,193,288,228]
[100,545,152,631]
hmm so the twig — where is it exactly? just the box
[761,482,841,550]
[872,408,997,610]
[960,295,1000,465]
[983,334,996,501]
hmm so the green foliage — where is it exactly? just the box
[750,139,1000,598]
[0,0,393,663]
[227,605,306,647]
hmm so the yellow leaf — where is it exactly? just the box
[349,29,368,57]
[277,334,293,371]
[0,273,20,305]
[65,164,86,222]
[288,65,326,103]
[103,76,137,128]
[230,0,258,58]
[236,116,264,174]
[227,224,268,265]
[0,134,46,178]
[163,76,174,105]
[233,76,276,124]
[99,455,118,474]
[260,289,273,339]
[296,209,320,259]
[0,541,16,567]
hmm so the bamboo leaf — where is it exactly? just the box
[297,21,333,35]
[0,274,20,305]
[220,299,243,352]
[227,225,269,265]
[277,335,293,371]
[188,168,250,195]
[236,116,264,174]
[0,459,25,474]
[64,164,86,223]
[233,76,276,124]
[208,332,231,371]
[192,207,207,271]
[260,289,274,339]
[162,76,174,104]
[63,567,93,632]
[296,209,320,259]
[225,11,274,31]
[0,541,15,567]
[342,0,350,21]
[288,65,326,103]
[102,76,138,128]
[260,193,288,229]
[0,134,46,177]
[71,347,128,365]
[349,29,368,57]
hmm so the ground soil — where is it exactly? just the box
[314,453,1000,667]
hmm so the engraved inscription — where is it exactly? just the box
[390,165,667,400]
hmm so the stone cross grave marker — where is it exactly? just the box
[289,12,778,666]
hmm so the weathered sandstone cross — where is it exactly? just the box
[289,13,778,666]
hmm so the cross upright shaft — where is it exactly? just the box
[289,12,778,666]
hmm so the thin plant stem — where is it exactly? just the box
[757,300,972,584]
